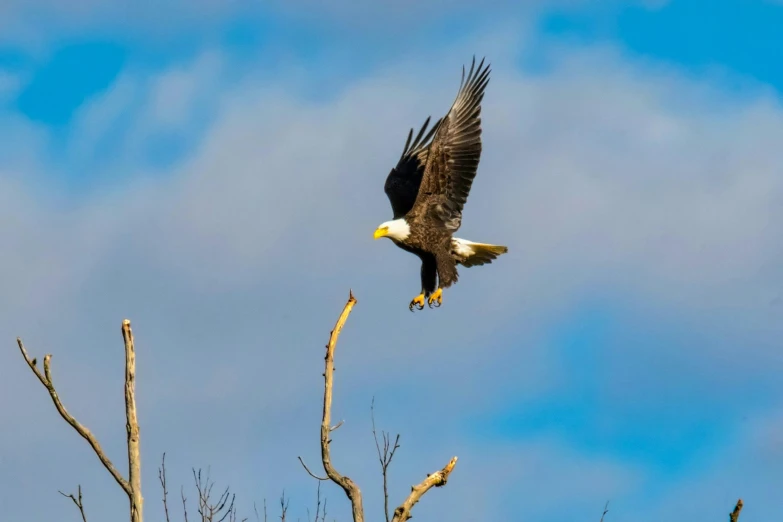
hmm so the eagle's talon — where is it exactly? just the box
[409,294,426,311]
[427,288,443,308]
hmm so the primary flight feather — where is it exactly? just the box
[373,56,508,311]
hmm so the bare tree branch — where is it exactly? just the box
[182,486,190,522]
[730,499,744,522]
[16,340,130,495]
[298,456,329,481]
[320,495,327,522]
[188,467,242,522]
[390,456,458,522]
[123,319,144,522]
[159,453,172,522]
[306,290,458,522]
[58,485,88,522]
[599,501,609,522]
[17,318,144,522]
[309,482,328,522]
[279,491,289,522]
[318,290,365,522]
[371,397,400,522]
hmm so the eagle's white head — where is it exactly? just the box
[373,219,411,241]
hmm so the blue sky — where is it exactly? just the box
[2,1,783,522]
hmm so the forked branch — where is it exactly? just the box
[303,290,458,522]
[191,467,237,522]
[371,397,400,522]
[58,485,88,522]
[17,319,144,522]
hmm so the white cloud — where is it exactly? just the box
[1,29,783,522]
[0,0,665,47]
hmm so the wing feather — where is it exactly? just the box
[411,56,491,231]
[383,116,443,219]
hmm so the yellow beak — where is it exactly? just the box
[373,227,388,240]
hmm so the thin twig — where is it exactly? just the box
[599,501,609,522]
[192,467,236,522]
[182,486,190,522]
[279,491,289,522]
[309,482,323,522]
[58,485,88,522]
[730,499,744,522]
[298,456,329,481]
[160,453,171,522]
[371,397,400,522]
[319,291,364,522]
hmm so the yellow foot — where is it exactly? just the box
[409,293,425,312]
[428,288,443,308]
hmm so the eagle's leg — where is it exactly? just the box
[427,288,443,308]
[411,252,437,312]
[409,293,426,311]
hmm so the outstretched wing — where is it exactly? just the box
[383,116,442,219]
[410,56,490,231]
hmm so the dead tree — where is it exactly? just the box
[17,319,144,522]
[298,291,457,522]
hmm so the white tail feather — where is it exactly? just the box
[451,238,508,267]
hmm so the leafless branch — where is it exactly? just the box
[17,319,144,522]
[58,485,88,522]
[191,467,237,522]
[730,499,744,522]
[307,290,458,522]
[298,456,329,481]
[227,501,247,522]
[320,496,327,522]
[160,453,171,522]
[279,491,289,522]
[371,397,400,522]
[318,290,365,522]
[182,486,190,522]
[390,456,458,522]
[599,501,609,522]
[123,320,144,522]
[307,482,328,522]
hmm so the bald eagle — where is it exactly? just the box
[373,56,508,311]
